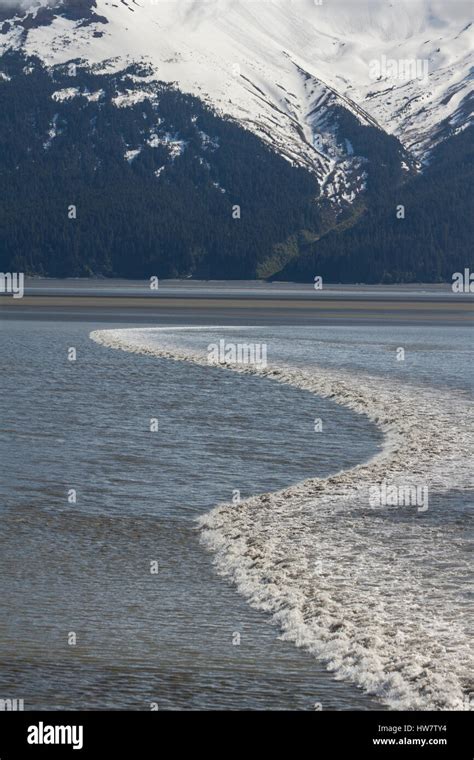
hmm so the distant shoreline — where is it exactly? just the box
[10,277,471,293]
[2,278,472,325]
[1,290,472,327]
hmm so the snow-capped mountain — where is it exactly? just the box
[1,0,472,170]
[0,0,472,282]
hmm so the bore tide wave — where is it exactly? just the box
[90,327,473,711]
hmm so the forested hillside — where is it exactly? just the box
[278,127,474,283]
[0,52,471,283]
[0,53,325,279]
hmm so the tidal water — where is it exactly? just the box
[0,320,472,710]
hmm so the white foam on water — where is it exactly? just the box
[90,327,473,710]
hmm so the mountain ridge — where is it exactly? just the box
[1,0,472,167]
[0,1,472,281]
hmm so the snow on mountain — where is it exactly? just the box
[1,0,472,175]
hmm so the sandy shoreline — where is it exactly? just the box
[1,293,472,326]
[1,278,472,326]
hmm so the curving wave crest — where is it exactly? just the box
[90,327,473,710]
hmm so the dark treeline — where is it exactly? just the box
[0,52,471,283]
[0,53,324,279]
[279,127,474,283]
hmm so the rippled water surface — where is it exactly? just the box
[0,321,472,710]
